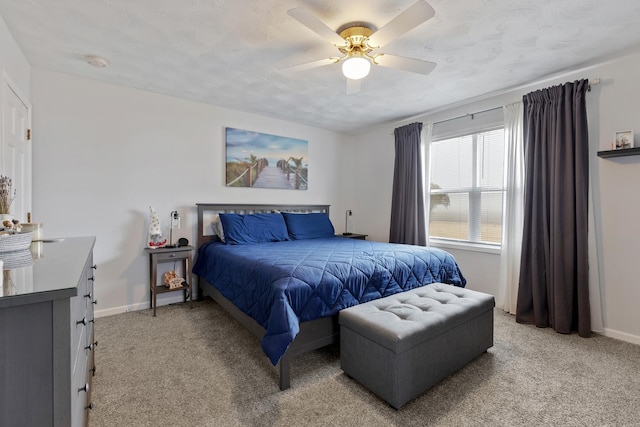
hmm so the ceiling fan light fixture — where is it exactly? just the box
[285,4,437,85]
[342,54,371,80]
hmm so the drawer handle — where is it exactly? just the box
[84,292,92,299]
[78,383,89,393]
[169,253,176,258]
[89,318,96,324]
[90,366,97,376]
[85,342,95,351]
[86,402,95,410]
[92,299,98,305]
[76,317,87,326]
[92,265,97,270]
[89,276,95,281]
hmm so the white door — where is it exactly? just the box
[2,79,32,223]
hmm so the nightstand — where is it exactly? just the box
[338,233,368,240]
[145,245,194,316]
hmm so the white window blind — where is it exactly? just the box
[429,119,505,246]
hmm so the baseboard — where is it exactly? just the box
[602,328,640,346]
[95,293,186,318]
[95,301,640,347]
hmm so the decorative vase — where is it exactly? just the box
[0,213,13,228]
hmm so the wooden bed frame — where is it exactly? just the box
[195,203,340,390]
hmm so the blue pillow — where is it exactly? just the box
[219,213,290,245]
[281,212,335,240]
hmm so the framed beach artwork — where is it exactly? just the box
[225,127,308,190]
[614,130,634,150]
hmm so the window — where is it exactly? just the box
[429,128,505,246]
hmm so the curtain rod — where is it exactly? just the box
[432,106,502,126]
[390,107,501,133]
[391,78,601,133]
[435,78,599,126]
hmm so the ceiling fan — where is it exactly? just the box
[283,1,437,92]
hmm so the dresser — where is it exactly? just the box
[0,237,97,427]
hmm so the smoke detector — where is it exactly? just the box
[85,55,108,68]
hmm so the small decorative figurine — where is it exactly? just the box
[0,219,20,232]
[148,206,167,248]
[163,270,186,289]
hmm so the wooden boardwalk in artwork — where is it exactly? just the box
[253,166,293,189]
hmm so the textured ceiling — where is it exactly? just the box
[2,0,640,134]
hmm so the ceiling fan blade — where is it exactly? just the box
[346,78,361,95]
[367,1,435,48]
[280,57,339,73]
[287,8,347,47]
[374,54,436,75]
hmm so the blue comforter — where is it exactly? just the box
[193,237,466,365]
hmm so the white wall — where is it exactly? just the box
[0,13,30,98]
[591,53,640,344]
[31,68,350,316]
[348,50,640,344]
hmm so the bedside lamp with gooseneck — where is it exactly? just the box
[343,209,353,236]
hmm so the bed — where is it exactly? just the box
[193,203,466,390]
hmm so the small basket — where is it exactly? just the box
[0,249,33,268]
[0,231,33,253]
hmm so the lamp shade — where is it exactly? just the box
[342,55,371,80]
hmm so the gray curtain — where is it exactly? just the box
[389,122,426,245]
[516,80,591,337]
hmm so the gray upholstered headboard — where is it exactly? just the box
[196,203,330,246]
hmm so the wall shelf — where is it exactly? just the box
[597,147,640,158]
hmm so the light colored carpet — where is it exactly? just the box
[90,299,640,426]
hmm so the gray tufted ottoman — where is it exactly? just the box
[339,283,495,409]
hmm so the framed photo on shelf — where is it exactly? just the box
[614,130,634,150]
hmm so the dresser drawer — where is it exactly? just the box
[70,301,87,368]
[155,251,188,262]
[71,284,86,318]
[71,348,89,427]
[84,263,96,310]
[72,323,85,377]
